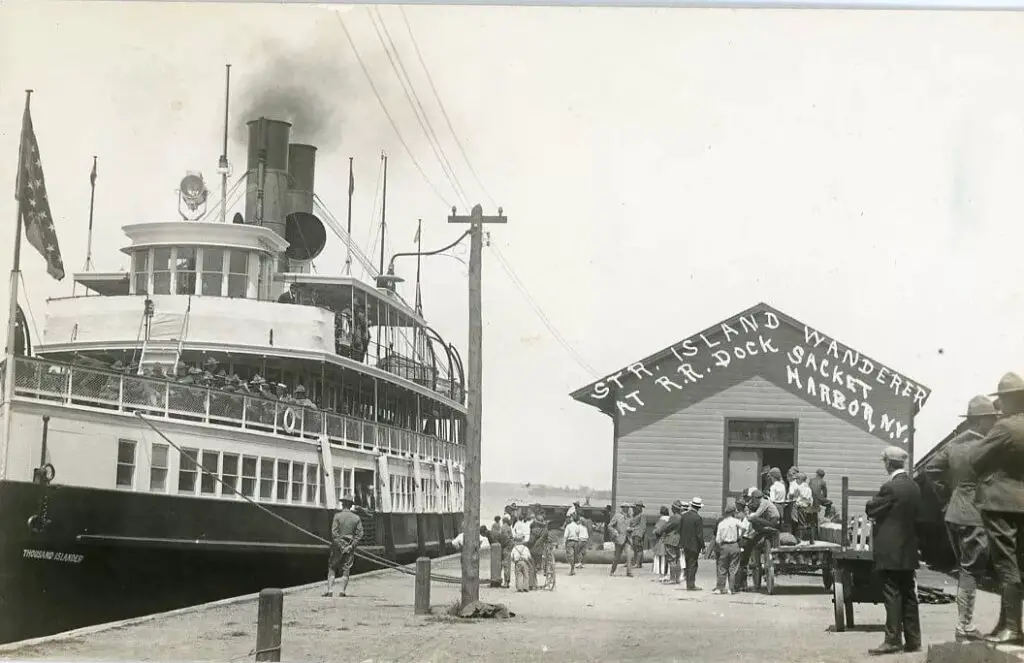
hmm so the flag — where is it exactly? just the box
[13,304,30,356]
[18,103,65,281]
[348,165,355,196]
[89,157,97,187]
[413,224,421,244]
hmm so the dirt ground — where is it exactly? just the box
[0,554,1004,663]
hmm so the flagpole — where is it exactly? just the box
[344,156,353,275]
[75,155,98,296]
[2,89,33,480]
[414,218,422,315]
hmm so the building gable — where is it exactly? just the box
[571,302,931,448]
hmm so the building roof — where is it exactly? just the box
[913,419,970,476]
[570,301,932,416]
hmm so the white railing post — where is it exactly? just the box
[118,373,125,412]
[273,401,280,436]
[204,388,211,424]
[241,395,248,429]
[65,364,73,405]
[163,380,170,417]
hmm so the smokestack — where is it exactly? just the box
[284,143,326,265]
[243,117,292,246]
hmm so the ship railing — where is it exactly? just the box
[11,357,466,466]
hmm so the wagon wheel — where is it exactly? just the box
[751,552,763,591]
[832,573,846,632]
[764,548,776,596]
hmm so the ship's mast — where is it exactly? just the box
[217,64,232,224]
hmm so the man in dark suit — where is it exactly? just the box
[866,445,922,655]
[680,497,706,591]
[970,372,1024,645]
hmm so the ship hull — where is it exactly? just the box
[0,480,461,644]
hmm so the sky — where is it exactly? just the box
[3,2,1024,489]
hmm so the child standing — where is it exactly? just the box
[713,504,743,595]
[511,536,533,592]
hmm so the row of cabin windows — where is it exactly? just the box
[116,439,359,506]
[117,439,456,511]
[130,247,273,300]
[388,474,449,513]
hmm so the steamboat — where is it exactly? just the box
[0,95,467,643]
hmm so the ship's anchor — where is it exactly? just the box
[27,415,56,534]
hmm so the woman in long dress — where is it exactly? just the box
[652,506,670,578]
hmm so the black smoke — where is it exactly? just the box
[233,40,355,149]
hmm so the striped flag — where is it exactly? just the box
[17,101,65,281]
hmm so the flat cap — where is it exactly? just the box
[749,489,764,499]
[881,445,909,463]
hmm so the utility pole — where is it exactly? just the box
[448,203,507,607]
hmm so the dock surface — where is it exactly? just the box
[0,555,1006,663]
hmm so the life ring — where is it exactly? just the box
[282,407,298,434]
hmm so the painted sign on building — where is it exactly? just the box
[585,306,929,446]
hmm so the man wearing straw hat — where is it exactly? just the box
[325,491,364,598]
[608,503,634,577]
[970,372,1024,645]
[924,394,1000,642]
[865,445,922,655]
[680,497,706,591]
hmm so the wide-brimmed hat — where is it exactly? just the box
[671,499,684,510]
[340,491,355,505]
[250,374,266,384]
[633,501,645,508]
[620,502,632,509]
[961,394,1000,418]
[749,489,764,499]
[203,357,218,367]
[689,497,703,510]
[295,385,307,394]
[991,372,1024,396]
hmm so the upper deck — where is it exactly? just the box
[51,221,465,407]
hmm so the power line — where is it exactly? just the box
[489,243,599,379]
[334,11,453,208]
[370,7,469,208]
[399,6,497,210]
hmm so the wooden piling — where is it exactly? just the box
[489,544,502,587]
[255,588,283,662]
[414,557,431,615]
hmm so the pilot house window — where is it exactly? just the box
[175,247,197,295]
[152,248,173,295]
[201,248,224,296]
[227,250,249,298]
[132,251,149,294]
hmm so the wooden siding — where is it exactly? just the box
[616,375,893,518]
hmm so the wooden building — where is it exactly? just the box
[570,302,931,520]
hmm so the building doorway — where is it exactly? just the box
[723,419,797,509]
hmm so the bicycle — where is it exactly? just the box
[543,542,557,590]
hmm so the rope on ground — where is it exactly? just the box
[228,645,281,662]
[135,413,464,584]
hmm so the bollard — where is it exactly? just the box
[490,545,503,587]
[414,557,431,615]
[255,588,283,662]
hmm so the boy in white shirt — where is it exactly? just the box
[511,535,533,592]
[714,504,743,594]
[578,518,590,568]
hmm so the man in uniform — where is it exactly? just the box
[971,372,1024,645]
[609,503,634,577]
[325,492,364,598]
[630,501,646,569]
[924,394,999,641]
[866,446,922,655]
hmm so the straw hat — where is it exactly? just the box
[689,497,704,510]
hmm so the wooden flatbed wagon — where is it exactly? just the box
[829,514,879,632]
